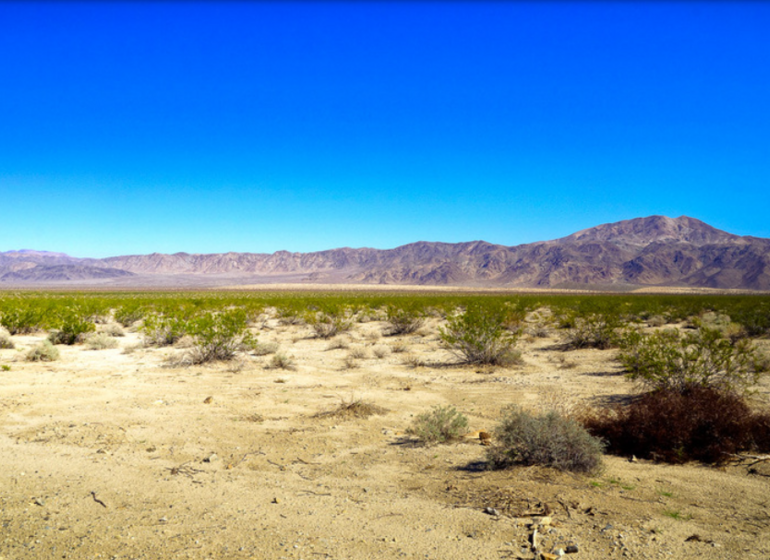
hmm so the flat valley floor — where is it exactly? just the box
[1,315,769,560]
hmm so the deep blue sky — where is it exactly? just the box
[1,1,769,257]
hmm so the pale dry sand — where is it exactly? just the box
[1,316,769,560]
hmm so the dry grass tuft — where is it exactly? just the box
[314,397,388,420]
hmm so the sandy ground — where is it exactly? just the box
[1,314,769,560]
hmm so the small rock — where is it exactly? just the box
[483,507,499,516]
[565,544,579,554]
[532,516,552,527]
[159,516,168,523]
[540,553,558,560]
[203,396,213,404]
[552,548,565,557]
[33,498,45,507]
[629,455,638,463]
[203,453,218,463]
[272,497,280,504]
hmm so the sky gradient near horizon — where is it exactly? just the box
[1,1,769,258]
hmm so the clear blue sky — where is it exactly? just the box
[1,1,769,258]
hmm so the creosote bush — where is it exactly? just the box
[307,311,353,339]
[142,314,188,347]
[26,340,60,362]
[48,310,95,345]
[439,304,520,366]
[407,405,469,445]
[617,327,766,394]
[384,305,425,336]
[564,314,621,350]
[582,387,770,464]
[487,406,603,474]
[185,310,256,364]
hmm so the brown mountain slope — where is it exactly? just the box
[2,216,768,289]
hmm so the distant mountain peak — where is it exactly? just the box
[556,215,738,248]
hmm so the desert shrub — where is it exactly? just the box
[185,310,256,364]
[390,340,409,353]
[487,406,603,473]
[114,304,146,327]
[0,302,46,334]
[48,309,96,345]
[583,387,770,464]
[99,323,125,337]
[407,405,469,445]
[307,311,353,339]
[617,327,766,394]
[314,397,388,419]
[26,339,60,362]
[564,313,621,350]
[372,344,390,359]
[142,314,188,347]
[253,341,279,356]
[0,328,14,349]
[384,304,425,336]
[348,345,369,359]
[439,304,520,365]
[267,352,296,370]
[85,332,119,350]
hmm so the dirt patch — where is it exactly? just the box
[1,319,768,559]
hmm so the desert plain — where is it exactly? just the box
[1,295,769,560]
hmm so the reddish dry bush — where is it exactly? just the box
[583,387,770,464]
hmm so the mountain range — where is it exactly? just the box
[2,216,769,290]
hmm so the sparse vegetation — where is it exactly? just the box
[407,405,469,445]
[26,339,60,362]
[314,397,387,419]
[184,310,256,364]
[252,341,279,356]
[267,352,296,370]
[85,332,119,350]
[582,386,770,464]
[384,304,425,336]
[439,304,521,366]
[617,326,766,394]
[0,328,14,349]
[564,313,621,350]
[487,406,604,473]
[307,310,353,339]
[48,308,95,345]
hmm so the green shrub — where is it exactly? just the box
[26,340,60,362]
[307,311,353,339]
[384,304,425,336]
[407,405,469,445]
[48,309,95,345]
[114,304,146,327]
[487,406,603,473]
[439,304,520,365]
[564,313,622,350]
[142,314,188,346]
[582,386,770,464]
[617,327,766,394]
[0,302,45,334]
[185,310,256,364]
